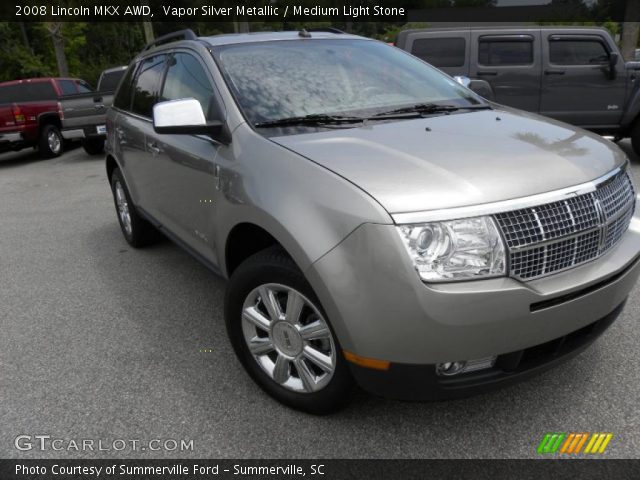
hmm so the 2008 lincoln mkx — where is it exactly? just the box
[105,29,640,413]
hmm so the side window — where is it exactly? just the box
[411,38,466,68]
[76,81,93,93]
[28,82,58,101]
[113,63,137,111]
[161,53,218,120]
[58,80,78,95]
[131,55,167,118]
[479,38,534,66]
[549,39,609,65]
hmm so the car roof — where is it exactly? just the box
[201,31,365,47]
[101,66,127,74]
[402,25,609,33]
[0,77,79,87]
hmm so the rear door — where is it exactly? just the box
[539,32,627,127]
[405,30,470,77]
[469,31,542,112]
[114,54,168,216]
[59,79,110,133]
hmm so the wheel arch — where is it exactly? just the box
[223,220,308,279]
[37,112,62,131]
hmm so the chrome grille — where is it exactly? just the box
[495,170,635,281]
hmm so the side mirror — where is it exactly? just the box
[454,76,495,102]
[453,75,471,88]
[152,98,230,144]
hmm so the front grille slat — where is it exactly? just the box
[495,170,635,281]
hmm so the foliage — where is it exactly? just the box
[0,0,637,85]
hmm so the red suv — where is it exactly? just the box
[0,77,92,158]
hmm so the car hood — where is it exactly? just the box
[271,108,627,215]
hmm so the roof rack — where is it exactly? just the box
[306,27,345,34]
[143,29,197,51]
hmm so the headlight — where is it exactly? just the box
[397,216,506,282]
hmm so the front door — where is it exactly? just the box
[151,51,227,264]
[539,33,627,127]
[469,32,542,112]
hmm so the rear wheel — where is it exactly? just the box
[110,168,160,247]
[39,124,63,158]
[82,137,105,155]
[225,247,355,414]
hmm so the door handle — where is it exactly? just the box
[477,70,498,76]
[544,69,566,75]
[94,104,105,109]
[147,142,162,155]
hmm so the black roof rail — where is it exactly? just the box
[143,29,197,51]
[306,27,345,34]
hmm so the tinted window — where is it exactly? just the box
[0,82,57,103]
[161,53,217,120]
[412,38,466,68]
[479,39,533,66]
[113,64,137,111]
[131,55,167,117]
[99,70,126,92]
[549,39,609,65]
[77,81,92,93]
[59,80,78,95]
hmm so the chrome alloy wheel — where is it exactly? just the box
[114,181,132,236]
[48,130,61,154]
[241,284,336,393]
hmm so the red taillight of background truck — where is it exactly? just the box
[12,104,25,124]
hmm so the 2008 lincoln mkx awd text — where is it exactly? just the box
[105,29,640,413]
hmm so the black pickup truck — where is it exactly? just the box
[397,26,640,154]
[60,66,126,154]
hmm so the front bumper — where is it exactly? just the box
[305,203,640,398]
[351,299,625,400]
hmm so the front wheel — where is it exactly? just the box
[225,247,355,414]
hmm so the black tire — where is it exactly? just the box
[632,122,640,157]
[225,247,355,414]
[109,168,160,248]
[39,124,63,158]
[82,137,105,155]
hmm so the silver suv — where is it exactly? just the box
[106,29,640,413]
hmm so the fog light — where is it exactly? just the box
[436,361,466,376]
[436,356,497,377]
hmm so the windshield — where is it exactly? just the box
[214,39,485,125]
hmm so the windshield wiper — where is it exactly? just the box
[255,114,365,128]
[373,103,491,117]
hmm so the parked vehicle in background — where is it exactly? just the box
[396,26,640,154]
[97,66,127,92]
[106,30,640,414]
[0,77,91,158]
[59,66,127,155]
[635,48,640,61]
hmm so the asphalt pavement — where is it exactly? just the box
[1,140,639,459]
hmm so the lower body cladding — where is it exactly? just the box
[306,211,640,400]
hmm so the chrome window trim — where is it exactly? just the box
[392,165,625,225]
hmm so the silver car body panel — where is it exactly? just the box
[272,108,627,217]
[107,32,640,372]
[306,206,640,364]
